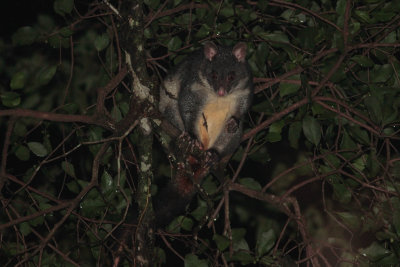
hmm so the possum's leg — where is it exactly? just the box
[226,116,240,133]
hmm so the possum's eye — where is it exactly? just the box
[211,71,218,80]
[227,71,235,82]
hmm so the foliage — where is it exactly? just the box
[1,0,400,266]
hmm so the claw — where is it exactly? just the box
[226,117,239,133]
[203,149,219,168]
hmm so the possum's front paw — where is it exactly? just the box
[226,117,240,133]
[203,149,219,167]
[177,132,203,153]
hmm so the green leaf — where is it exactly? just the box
[81,197,106,217]
[257,1,269,11]
[335,0,346,27]
[1,92,21,107]
[216,21,232,34]
[173,0,182,6]
[364,96,382,124]
[324,153,341,168]
[355,10,373,23]
[36,65,57,86]
[38,14,55,31]
[213,234,230,251]
[174,13,196,25]
[59,27,74,37]
[10,71,27,90]
[144,0,160,9]
[234,238,250,252]
[19,222,31,236]
[47,35,69,49]
[88,127,105,155]
[111,106,122,121]
[61,103,79,114]
[348,126,370,145]
[15,145,30,161]
[236,9,257,23]
[374,10,396,22]
[332,182,352,204]
[269,120,285,134]
[12,26,38,46]
[350,55,374,67]
[194,24,210,39]
[376,231,397,241]
[266,132,281,142]
[231,228,246,242]
[166,216,193,233]
[27,142,48,157]
[371,64,393,83]
[94,33,110,51]
[279,75,301,97]
[66,181,79,194]
[190,205,208,221]
[181,217,194,231]
[196,8,207,19]
[393,209,400,236]
[254,42,269,71]
[119,102,129,116]
[288,121,302,149]
[257,31,290,44]
[184,254,208,267]
[248,145,271,164]
[302,116,321,146]
[350,22,361,35]
[340,132,357,159]
[101,171,113,195]
[202,176,218,195]
[266,120,284,142]
[62,161,76,178]
[251,100,273,113]
[297,27,317,50]
[166,219,181,233]
[220,6,234,17]
[14,122,27,137]
[167,36,182,52]
[153,247,166,265]
[336,211,361,230]
[366,152,380,178]
[390,161,400,178]
[359,242,391,262]
[80,190,105,217]
[376,253,399,265]
[54,0,74,16]
[239,178,262,191]
[30,214,44,227]
[352,157,365,171]
[144,28,153,39]
[256,229,276,257]
[280,9,295,22]
[227,251,255,265]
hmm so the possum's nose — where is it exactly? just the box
[218,87,226,96]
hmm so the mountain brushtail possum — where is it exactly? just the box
[157,41,253,226]
[160,41,253,157]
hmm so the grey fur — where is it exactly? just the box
[159,42,253,157]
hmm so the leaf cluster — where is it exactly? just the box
[1,0,400,266]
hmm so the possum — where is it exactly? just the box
[159,41,253,156]
[156,41,253,226]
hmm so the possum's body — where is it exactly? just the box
[159,42,253,156]
[156,42,253,226]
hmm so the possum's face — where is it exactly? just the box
[201,42,251,96]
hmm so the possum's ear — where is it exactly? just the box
[204,42,218,61]
[232,42,247,63]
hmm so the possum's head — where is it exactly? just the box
[201,42,252,96]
